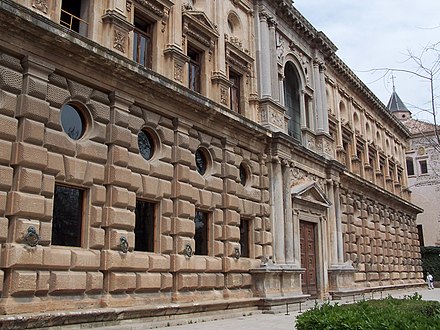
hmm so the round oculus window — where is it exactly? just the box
[60,103,86,140]
[195,149,207,175]
[138,130,155,160]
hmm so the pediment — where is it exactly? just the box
[183,10,219,49]
[291,181,331,208]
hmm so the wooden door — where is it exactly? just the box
[300,221,318,297]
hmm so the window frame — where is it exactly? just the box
[406,158,415,176]
[51,184,86,247]
[239,218,251,258]
[419,159,428,174]
[187,46,202,93]
[133,12,153,69]
[229,70,241,113]
[194,210,210,256]
[134,199,156,253]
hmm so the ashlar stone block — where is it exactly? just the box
[136,272,161,291]
[49,271,87,294]
[9,270,37,296]
[86,271,103,293]
[108,272,136,293]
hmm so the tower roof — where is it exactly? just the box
[386,90,409,113]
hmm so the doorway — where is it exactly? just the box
[300,221,318,297]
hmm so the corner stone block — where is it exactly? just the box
[198,273,218,289]
[161,217,172,234]
[177,273,198,291]
[49,271,87,294]
[225,273,243,288]
[174,147,193,166]
[205,257,222,272]
[108,272,136,293]
[89,205,103,227]
[172,217,195,236]
[12,218,40,244]
[0,89,18,116]
[109,145,129,167]
[21,118,44,144]
[225,210,239,225]
[161,273,173,290]
[225,225,240,241]
[162,199,173,217]
[36,270,50,294]
[101,250,149,271]
[198,190,212,209]
[109,186,130,208]
[175,182,194,200]
[0,114,18,141]
[16,94,50,122]
[161,235,173,254]
[71,250,101,270]
[0,166,14,190]
[89,227,105,249]
[176,164,190,182]
[106,165,132,188]
[1,244,43,269]
[63,156,88,184]
[43,247,71,269]
[103,207,135,229]
[0,141,12,166]
[8,270,37,296]
[224,194,239,210]
[213,224,222,240]
[84,162,105,185]
[171,254,207,272]
[148,255,171,272]
[86,271,104,293]
[176,200,195,218]
[0,217,8,242]
[41,174,55,197]
[213,240,224,257]
[107,125,131,148]
[6,191,45,218]
[90,185,107,206]
[136,272,161,291]
[109,229,135,251]
[38,221,52,245]
[225,178,237,194]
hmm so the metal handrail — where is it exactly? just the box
[60,9,88,32]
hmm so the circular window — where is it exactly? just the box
[239,163,248,186]
[60,103,86,140]
[195,148,208,175]
[138,130,155,160]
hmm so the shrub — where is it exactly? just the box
[295,294,440,330]
[421,246,440,281]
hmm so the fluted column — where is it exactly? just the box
[258,12,272,98]
[334,183,344,263]
[313,59,324,131]
[272,158,285,264]
[327,180,338,266]
[319,63,329,133]
[293,209,301,267]
[283,161,294,264]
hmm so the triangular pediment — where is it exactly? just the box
[291,181,331,208]
[182,11,219,49]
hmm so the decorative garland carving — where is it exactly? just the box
[32,0,48,14]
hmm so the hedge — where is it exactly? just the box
[295,294,440,330]
[421,246,440,281]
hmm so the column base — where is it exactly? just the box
[328,263,359,300]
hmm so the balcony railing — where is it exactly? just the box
[60,9,88,36]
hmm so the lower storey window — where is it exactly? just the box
[134,200,155,252]
[52,185,84,247]
[194,210,209,255]
[239,218,250,258]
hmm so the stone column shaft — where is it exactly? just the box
[283,163,294,263]
[272,160,285,263]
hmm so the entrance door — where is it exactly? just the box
[300,221,317,297]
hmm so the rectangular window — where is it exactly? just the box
[420,160,428,174]
[134,200,155,252]
[406,158,414,176]
[194,210,209,255]
[239,218,250,258]
[188,47,201,93]
[52,185,84,247]
[133,13,153,68]
[229,71,241,113]
[417,224,424,247]
[60,0,89,36]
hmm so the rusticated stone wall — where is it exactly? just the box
[340,184,422,288]
[0,48,271,314]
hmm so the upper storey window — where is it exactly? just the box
[229,71,241,113]
[284,62,302,141]
[188,46,202,92]
[60,0,89,36]
[182,9,219,95]
[133,13,153,68]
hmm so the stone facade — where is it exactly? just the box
[0,0,423,323]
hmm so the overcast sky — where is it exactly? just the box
[294,0,440,123]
